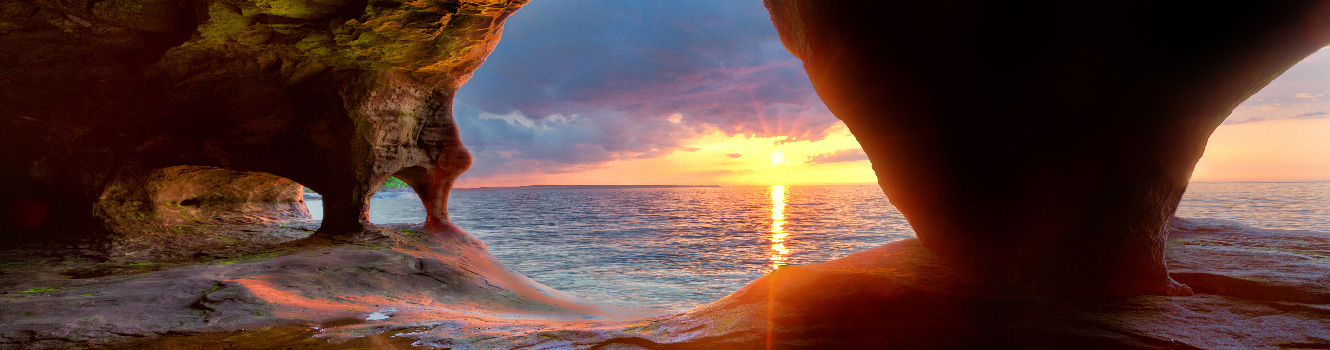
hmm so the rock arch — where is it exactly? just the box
[0,0,520,251]
[762,0,1330,297]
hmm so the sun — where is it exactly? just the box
[770,151,786,165]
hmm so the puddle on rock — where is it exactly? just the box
[364,308,397,321]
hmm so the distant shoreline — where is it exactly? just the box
[454,185,723,191]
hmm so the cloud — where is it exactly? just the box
[456,104,698,177]
[477,111,572,130]
[1220,110,1328,125]
[453,0,838,179]
[806,149,869,164]
[1221,117,1267,125]
[1238,47,1330,108]
[727,153,743,158]
[667,113,683,124]
[1292,111,1328,119]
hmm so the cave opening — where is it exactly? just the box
[301,175,429,226]
[435,0,899,312]
[1172,45,1330,234]
[92,165,320,260]
[435,0,1330,312]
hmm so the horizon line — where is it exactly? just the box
[449,180,1330,190]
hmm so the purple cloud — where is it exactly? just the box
[1223,111,1328,125]
[806,149,869,164]
[1291,111,1328,119]
[1221,117,1268,125]
[452,0,839,179]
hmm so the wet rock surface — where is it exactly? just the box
[0,224,652,349]
[0,219,1324,349]
[1167,218,1330,307]
[488,219,1330,349]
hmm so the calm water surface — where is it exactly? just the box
[1175,182,1330,232]
[306,182,1329,312]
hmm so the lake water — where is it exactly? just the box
[305,182,1330,312]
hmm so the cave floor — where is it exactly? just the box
[0,219,1327,349]
[0,223,659,349]
[0,221,322,299]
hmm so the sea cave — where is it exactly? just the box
[0,0,1328,348]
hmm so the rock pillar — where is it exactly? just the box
[764,0,1330,296]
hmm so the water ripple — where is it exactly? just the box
[303,182,1328,312]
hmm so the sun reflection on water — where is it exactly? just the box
[769,185,789,270]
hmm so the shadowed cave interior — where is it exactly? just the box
[0,0,1328,348]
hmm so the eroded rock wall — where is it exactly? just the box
[0,0,525,250]
[94,166,311,258]
[763,1,1330,296]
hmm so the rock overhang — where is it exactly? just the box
[0,0,525,246]
[1,0,1329,348]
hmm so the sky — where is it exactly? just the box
[1192,47,1330,182]
[450,0,1330,188]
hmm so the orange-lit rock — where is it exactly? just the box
[95,166,311,259]
[5,220,1312,348]
[429,220,1330,348]
[0,224,652,349]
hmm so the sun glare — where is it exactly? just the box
[769,185,789,271]
[454,123,878,188]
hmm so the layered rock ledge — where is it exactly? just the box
[0,224,653,349]
[1,219,1325,349]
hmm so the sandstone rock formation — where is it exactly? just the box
[96,165,312,258]
[4,220,1323,349]
[0,0,524,253]
[478,220,1329,349]
[763,0,1330,297]
[0,224,652,349]
[3,0,1330,348]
